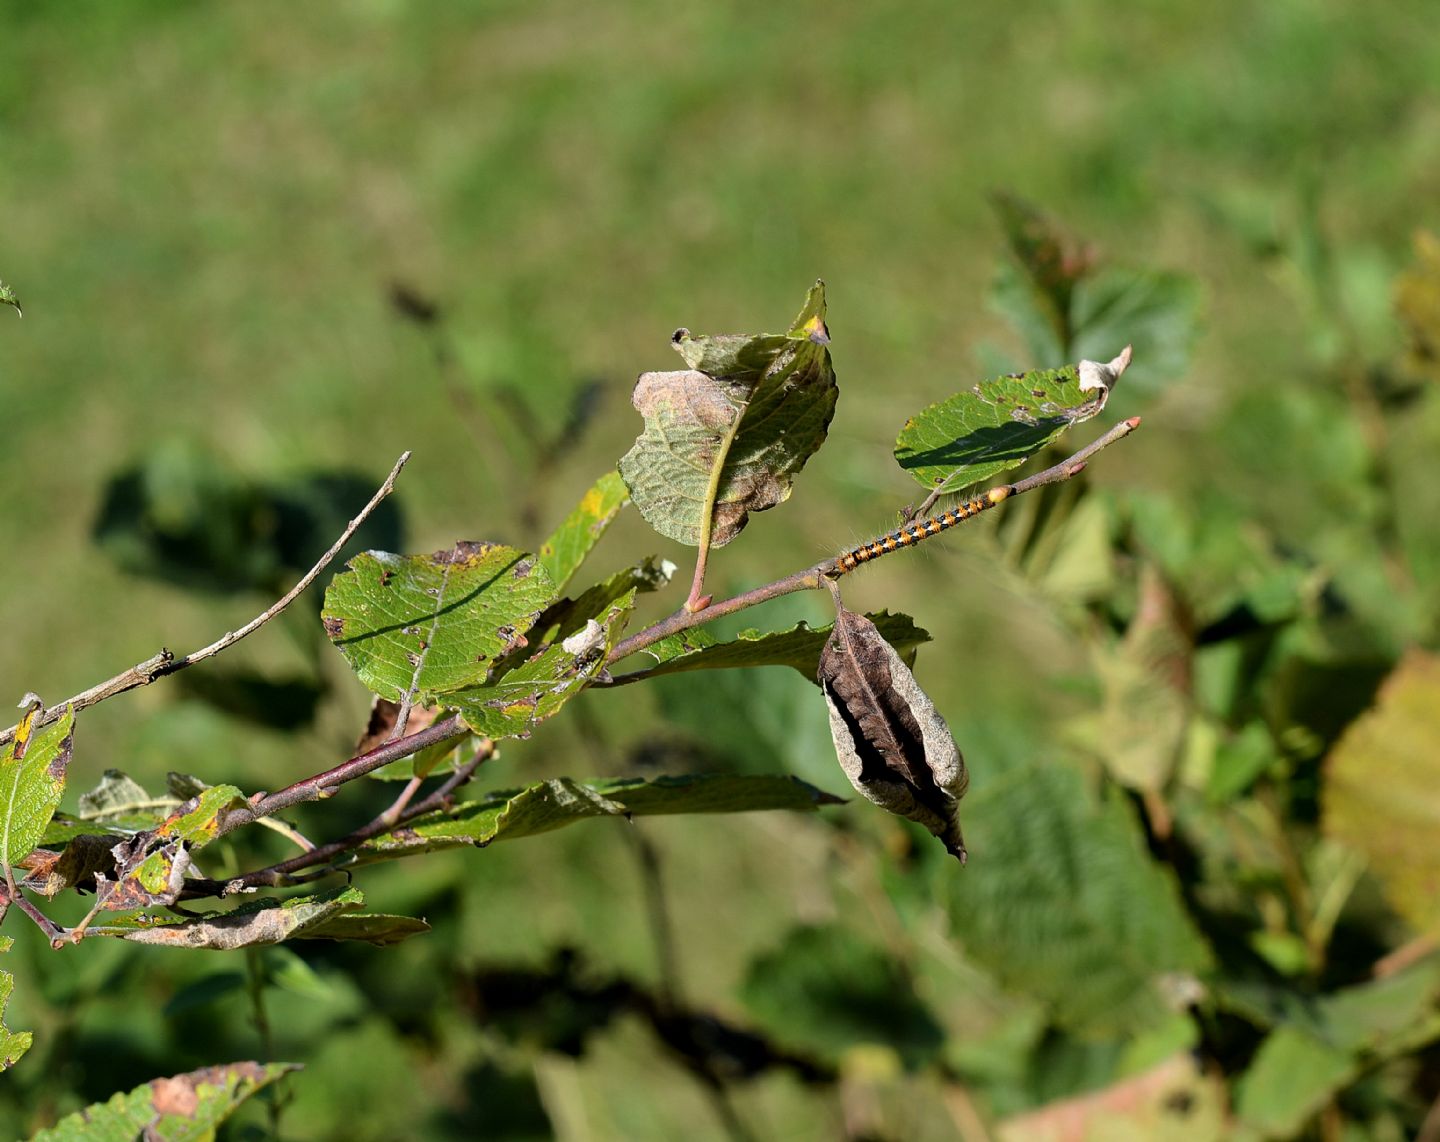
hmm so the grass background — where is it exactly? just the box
[2,1,1439,1138]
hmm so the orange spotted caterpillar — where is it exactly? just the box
[834,485,1013,574]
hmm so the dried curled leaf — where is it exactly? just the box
[817,606,968,861]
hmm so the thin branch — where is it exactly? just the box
[216,713,468,837]
[184,737,493,897]
[0,451,413,747]
[606,418,1142,667]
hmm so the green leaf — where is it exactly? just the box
[1,939,31,1071]
[322,542,556,702]
[0,280,19,317]
[358,773,842,860]
[1072,565,1192,794]
[537,470,630,591]
[1,705,75,869]
[1068,268,1202,398]
[449,592,635,738]
[86,886,428,948]
[31,1061,299,1141]
[1323,651,1440,937]
[946,763,1211,1037]
[295,911,432,947]
[626,611,931,683]
[989,192,1096,358]
[1234,1025,1354,1138]
[985,195,1201,396]
[740,923,944,1070]
[894,360,1119,495]
[618,281,837,547]
[1318,952,1440,1058]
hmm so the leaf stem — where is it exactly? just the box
[685,415,746,612]
[607,418,1141,666]
[183,738,493,897]
[0,451,413,747]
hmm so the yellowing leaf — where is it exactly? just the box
[1323,650,1440,936]
[1,705,75,869]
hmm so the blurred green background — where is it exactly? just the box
[3,1,1440,1138]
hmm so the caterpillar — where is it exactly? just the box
[834,485,1012,574]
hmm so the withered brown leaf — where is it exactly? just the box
[818,605,969,862]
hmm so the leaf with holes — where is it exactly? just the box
[449,593,635,739]
[1,939,31,1071]
[31,1061,299,1141]
[538,469,630,591]
[618,281,837,547]
[894,351,1129,495]
[322,542,555,702]
[630,611,931,683]
[818,606,968,861]
[358,774,842,861]
[1,704,74,870]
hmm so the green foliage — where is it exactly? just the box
[31,1061,298,1142]
[893,362,1113,494]
[946,763,1211,1037]
[633,610,930,681]
[321,542,556,704]
[0,279,18,317]
[358,774,843,860]
[0,939,30,1071]
[84,887,427,950]
[986,193,1203,394]
[1,706,74,870]
[741,923,944,1069]
[2,37,1437,1131]
[537,469,630,591]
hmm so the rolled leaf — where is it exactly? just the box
[817,606,968,861]
[618,282,837,546]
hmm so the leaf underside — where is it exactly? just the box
[619,281,837,547]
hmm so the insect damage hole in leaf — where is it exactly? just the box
[618,281,837,547]
[894,347,1131,494]
[321,541,556,702]
[817,602,969,862]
